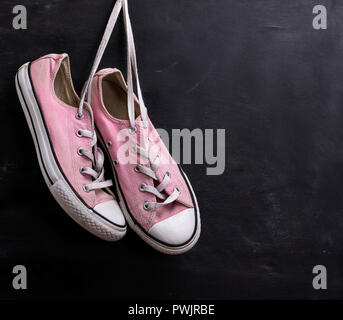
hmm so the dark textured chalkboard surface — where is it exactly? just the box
[0,0,342,300]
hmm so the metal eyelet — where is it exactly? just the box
[76,129,83,137]
[143,201,150,210]
[113,160,119,166]
[165,171,170,177]
[83,185,90,193]
[139,183,146,191]
[129,126,137,134]
[131,146,137,153]
[175,187,181,194]
[77,147,83,156]
[134,165,140,172]
[80,167,85,174]
[76,113,84,120]
[106,141,112,148]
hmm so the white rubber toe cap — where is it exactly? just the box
[94,200,126,227]
[148,208,196,246]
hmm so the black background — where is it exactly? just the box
[0,0,343,300]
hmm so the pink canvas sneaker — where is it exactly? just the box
[15,53,126,241]
[81,0,201,254]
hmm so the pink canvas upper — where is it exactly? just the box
[30,54,112,208]
[91,68,194,231]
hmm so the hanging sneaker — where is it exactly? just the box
[82,0,201,254]
[15,53,126,241]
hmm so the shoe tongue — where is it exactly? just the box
[82,102,100,161]
[83,102,95,131]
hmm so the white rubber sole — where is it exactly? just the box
[15,62,126,241]
[97,129,201,255]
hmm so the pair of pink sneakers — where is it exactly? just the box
[15,0,200,254]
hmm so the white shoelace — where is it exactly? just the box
[134,146,180,210]
[76,129,113,192]
[75,1,123,193]
[81,0,180,210]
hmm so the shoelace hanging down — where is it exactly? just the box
[75,1,124,193]
[76,128,113,192]
[81,0,180,209]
